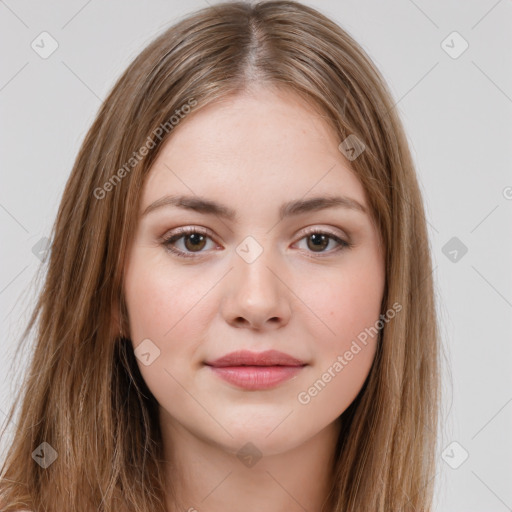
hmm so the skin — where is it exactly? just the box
[122,85,386,512]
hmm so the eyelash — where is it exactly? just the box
[160,226,352,259]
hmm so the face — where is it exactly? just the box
[122,86,386,456]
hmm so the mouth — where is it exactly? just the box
[204,350,307,390]
[205,349,306,367]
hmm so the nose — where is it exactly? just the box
[220,247,292,331]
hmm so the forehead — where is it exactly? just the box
[141,86,368,214]
[161,86,340,161]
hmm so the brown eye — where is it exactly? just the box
[306,233,330,252]
[162,228,216,258]
[295,229,351,257]
[183,233,207,252]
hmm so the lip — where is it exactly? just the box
[204,350,307,390]
[205,349,306,367]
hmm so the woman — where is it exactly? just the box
[0,1,441,510]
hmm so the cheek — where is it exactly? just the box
[123,254,209,406]
[301,259,384,348]
[124,252,208,343]
[293,256,384,414]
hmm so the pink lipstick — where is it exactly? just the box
[205,349,306,390]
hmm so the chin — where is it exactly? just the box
[210,419,313,458]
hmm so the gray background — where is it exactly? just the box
[1,1,511,510]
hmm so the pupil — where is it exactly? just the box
[309,233,328,251]
[185,233,205,251]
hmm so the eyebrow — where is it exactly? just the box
[142,194,368,221]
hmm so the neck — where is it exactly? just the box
[161,410,342,512]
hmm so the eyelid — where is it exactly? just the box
[297,224,348,241]
[160,225,214,240]
[162,224,349,242]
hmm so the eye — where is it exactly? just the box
[161,226,352,259]
[293,228,352,257]
[161,227,218,258]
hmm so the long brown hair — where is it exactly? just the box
[0,1,442,510]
